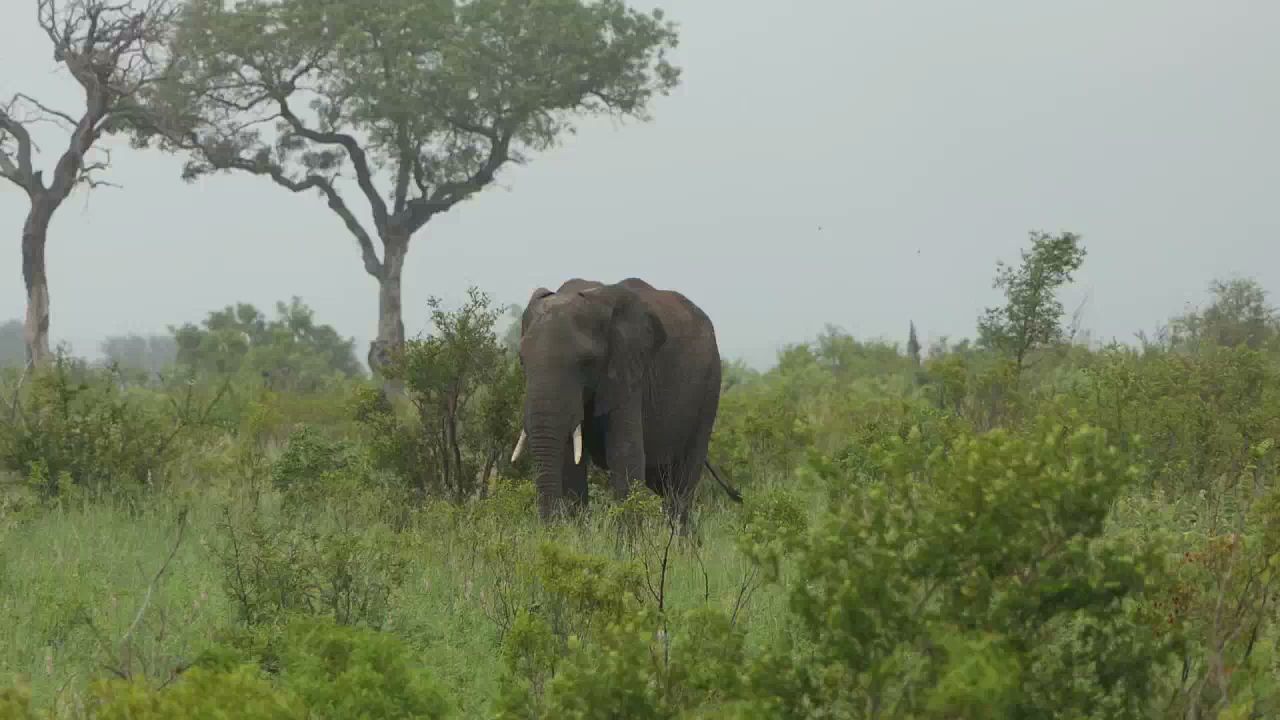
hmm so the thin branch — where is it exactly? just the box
[274,96,390,236]
[405,123,515,233]
[121,507,188,648]
[221,152,384,278]
[13,93,81,129]
[0,106,39,192]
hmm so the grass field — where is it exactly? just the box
[0,474,793,717]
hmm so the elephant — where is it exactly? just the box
[510,277,741,528]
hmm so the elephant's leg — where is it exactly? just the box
[643,462,693,535]
[605,400,646,503]
[667,403,717,536]
[562,433,589,512]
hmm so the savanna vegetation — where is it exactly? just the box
[2,1,1278,719]
[2,229,1279,719]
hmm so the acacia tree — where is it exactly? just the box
[135,0,681,382]
[0,0,177,367]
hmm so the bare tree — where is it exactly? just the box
[0,0,177,367]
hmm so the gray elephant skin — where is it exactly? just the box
[511,277,741,525]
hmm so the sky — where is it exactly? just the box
[2,1,1278,370]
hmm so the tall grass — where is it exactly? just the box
[0,478,789,717]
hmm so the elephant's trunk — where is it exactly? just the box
[528,423,568,520]
[510,425,582,465]
[517,377,586,520]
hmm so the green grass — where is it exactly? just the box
[0,481,789,718]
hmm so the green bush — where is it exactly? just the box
[0,356,224,498]
[44,617,451,719]
[711,380,813,484]
[84,666,306,720]
[195,618,450,719]
[171,298,363,390]
[361,288,525,501]
[210,480,411,629]
[767,416,1178,718]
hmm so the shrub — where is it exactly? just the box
[0,356,225,498]
[211,479,411,629]
[171,298,363,390]
[361,288,524,501]
[72,618,449,719]
[84,666,305,720]
[711,381,812,485]
[767,416,1179,717]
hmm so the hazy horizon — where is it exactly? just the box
[3,1,1277,370]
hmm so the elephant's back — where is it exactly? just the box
[628,282,717,349]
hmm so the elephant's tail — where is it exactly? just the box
[704,460,744,503]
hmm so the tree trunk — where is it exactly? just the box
[21,202,53,368]
[374,237,408,394]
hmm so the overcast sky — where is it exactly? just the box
[2,1,1277,369]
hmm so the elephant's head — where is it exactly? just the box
[512,281,668,519]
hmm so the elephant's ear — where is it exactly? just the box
[592,285,667,418]
[520,287,555,336]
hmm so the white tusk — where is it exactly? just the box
[511,429,527,463]
[573,424,583,465]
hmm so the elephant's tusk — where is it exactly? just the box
[511,429,527,463]
[573,424,583,465]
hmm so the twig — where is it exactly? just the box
[689,534,711,605]
[5,363,31,427]
[121,507,188,649]
[729,564,760,626]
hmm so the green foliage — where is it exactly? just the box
[0,356,225,498]
[277,618,450,718]
[210,479,411,628]
[719,358,760,394]
[734,487,807,582]
[199,617,453,719]
[16,273,1280,717]
[775,417,1176,718]
[493,534,754,720]
[1070,341,1280,494]
[711,380,813,484]
[812,325,914,380]
[99,333,178,380]
[77,617,448,719]
[268,424,372,506]
[135,0,681,264]
[978,230,1087,372]
[171,298,361,388]
[0,682,39,720]
[362,288,524,500]
[0,320,27,370]
[1165,276,1280,351]
[84,666,306,720]
[906,321,921,368]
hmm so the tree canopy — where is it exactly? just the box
[133,0,681,371]
[977,230,1087,372]
[171,297,362,385]
[1166,277,1279,351]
